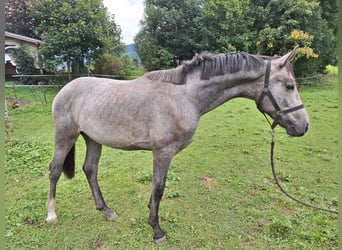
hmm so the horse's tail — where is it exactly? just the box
[63,145,75,179]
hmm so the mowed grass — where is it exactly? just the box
[5,71,337,249]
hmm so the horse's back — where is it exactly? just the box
[53,76,186,116]
[53,77,141,114]
[53,77,126,102]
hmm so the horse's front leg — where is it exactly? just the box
[148,149,173,245]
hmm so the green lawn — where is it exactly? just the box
[5,71,337,249]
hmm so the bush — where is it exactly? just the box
[10,46,39,84]
[93,53,124,75]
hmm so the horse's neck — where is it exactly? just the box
[188,72,263,115]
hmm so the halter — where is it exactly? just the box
[256,60,305,129]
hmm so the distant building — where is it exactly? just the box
[5,31,41,78]
[5,31,41,48]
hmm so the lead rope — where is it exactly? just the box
[263,113,338,215]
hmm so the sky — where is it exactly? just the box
[103,0,144,45]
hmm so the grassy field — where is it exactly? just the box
[5,70,337,249]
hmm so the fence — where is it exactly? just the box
[4,82,63,140]
[5,72,144,108]
[9,72,142,85]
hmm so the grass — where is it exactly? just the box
[5,71,337,249]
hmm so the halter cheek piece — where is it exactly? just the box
[256,60,305,129]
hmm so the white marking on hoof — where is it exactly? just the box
[46,199,58,224]
[46,213,58,224]
[154,235,166,245]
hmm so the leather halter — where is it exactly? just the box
[257,60,305,129]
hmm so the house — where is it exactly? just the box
[5,31,41,48]
[5,31,41,79]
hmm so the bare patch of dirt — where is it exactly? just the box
[200,173,217,190]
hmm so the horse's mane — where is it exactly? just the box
[145,52,265,84]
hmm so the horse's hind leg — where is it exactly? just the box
[82,133,118,221]
[46,137,76,223]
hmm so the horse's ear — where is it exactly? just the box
[279,46,299,68]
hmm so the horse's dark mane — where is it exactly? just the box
[145,52,265,84]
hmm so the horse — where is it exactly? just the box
[46,47,309,244]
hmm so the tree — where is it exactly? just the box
[5,0,38,38]
[320,0,337,66]
[135,0,207,70]
[202,0,258,53]
[250,0,335,75]
[134,32,174,70]
[28,0,123,80]
[136,0,336,76]
[320,0,338,37]
[9,46,38,84]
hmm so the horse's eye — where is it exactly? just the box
[285,84,295,91]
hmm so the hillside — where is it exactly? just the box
[125,43,140,62]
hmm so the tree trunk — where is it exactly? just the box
[67,60,72,81]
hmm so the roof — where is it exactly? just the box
[5,31,41,45]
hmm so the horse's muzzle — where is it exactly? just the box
[286,123,309,137]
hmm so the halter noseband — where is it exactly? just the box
[257,60,305,129]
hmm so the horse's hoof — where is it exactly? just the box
[154,235,166,245]
[106,212,119,221]
[46,216,58,224]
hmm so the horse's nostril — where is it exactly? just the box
[305,123,309,133]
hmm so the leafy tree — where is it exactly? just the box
[202,0,254,52]
[136,0,336,76]
[9,46,38,84]
[134,32,159,70]
[135,32,175,70]
[5,0,38,38]
[251,0,335,75]
[320,0,337,37]
[311,0,337,66]
[135,0,207,70]
[28,0,123,80]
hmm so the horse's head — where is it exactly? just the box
[257,47,309,136]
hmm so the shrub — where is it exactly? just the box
[93,53,124,76]
[10,46,39,84]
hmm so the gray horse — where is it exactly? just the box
[46,47,309,244]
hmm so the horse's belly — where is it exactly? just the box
[81,120,153,150]
[105,141,153,150]
[101,135,153,150]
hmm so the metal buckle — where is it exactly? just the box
[276,109,284,116]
